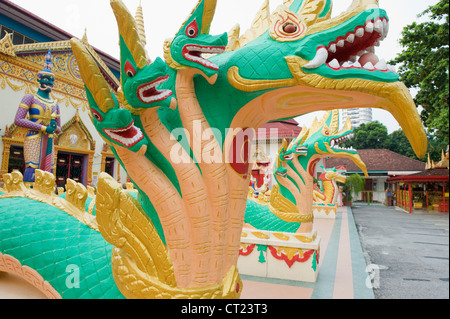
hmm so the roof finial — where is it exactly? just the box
[81,28,89,44]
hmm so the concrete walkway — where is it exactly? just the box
[240,206,375,299]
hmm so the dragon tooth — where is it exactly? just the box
[374,19,383,34]
[355,27,364,38]
[329,58,340,69]
[363,62,375,70]
[375,58,388,70]
[337,40,345,47]
[365,22,374,33]
[374,39,381,47]
[353,61,362,68]
[367,46,375,53]
[342,61,353,68]
[328,44,336,53]
[383,20,390,37]
[346,34,355,43]
[387,64,397,73]
[304,47,328,69]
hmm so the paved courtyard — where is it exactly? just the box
[352,204,449,299]
[1,205,448,299]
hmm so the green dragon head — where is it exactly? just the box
[291,110,369,177]
[70,38,148,154]
[278,139,295,163]
[163,0,228,78]
[110,0,174,110]
[274,139,293,178]
[274,166,288,178]
[210,0,427,160]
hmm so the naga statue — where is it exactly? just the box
[244,109,367,233]
[0,0,427,299]
[313,166,347,204]
[13,49,61,182]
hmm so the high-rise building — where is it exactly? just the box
[341,108,372,127]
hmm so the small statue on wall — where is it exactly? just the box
[14,49,61,182]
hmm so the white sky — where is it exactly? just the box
[10,0,438,133]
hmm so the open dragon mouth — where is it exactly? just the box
[137,75,172,104]
[276,171,287,178]
[282,154,294,161]
[295,146,308,155]
[329,132,356,152]
[182,45,226,70]
[104,121,144,148]
[305,17,394,72]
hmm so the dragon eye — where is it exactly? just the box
[124,61,136,78]
[185,19,199,38]
[91,109,103,122]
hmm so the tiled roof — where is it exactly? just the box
[255,120,302,139]
[407,168,449,177]
[389,168,449,182]
[325,149,426,173]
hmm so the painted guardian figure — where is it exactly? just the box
[14,49,61,182]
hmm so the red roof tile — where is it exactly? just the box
[389,168,449,182]
[324,149,426,172]
[255,120,302,139]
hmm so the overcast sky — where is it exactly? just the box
[10,0,438,132]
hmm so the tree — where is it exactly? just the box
[342,121,389,149]
[390,0,449,144]
[384,129,417,159]
[343,122,447,162]
[384,130,447,162]
[341,174,365,203]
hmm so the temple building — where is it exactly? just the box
[325,149,426,204]
[388,148,449,213]
[0,0,123,187]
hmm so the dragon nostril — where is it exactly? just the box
[283,23,298,34]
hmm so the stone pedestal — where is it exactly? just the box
[313,203,338,219]
[238,228,320,283]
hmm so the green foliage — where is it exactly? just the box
[342,121,388,150]
[384,129,417,159]
[342,121,448,162]
[390,0,449,144]
[341,174,365,202]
